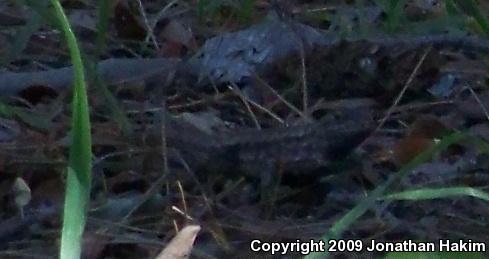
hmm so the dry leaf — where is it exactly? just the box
[393,115,448,165]
[155,225,201,259]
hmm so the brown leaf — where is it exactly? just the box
[406,115,448,139]
[393,136,437,165]
[393,115,449,165]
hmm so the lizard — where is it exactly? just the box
[157,109,375,178]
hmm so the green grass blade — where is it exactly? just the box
[88,0,133,136]
[383,187,489,201]
[373,0,407,33]
[95,0,111,56]
[452,0,489,37]
[0,102,53,130]
[49,1,92,259]
[304,131,466,259]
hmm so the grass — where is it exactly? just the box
[374,0,407,33]
[304,131,475,259]
[449,0,489,37]
[382,186,489,258]
[383,186,489,201]
[302,2,489,258]
[303,130,489,259]
[86,0,133,137]
[49,1,92,259]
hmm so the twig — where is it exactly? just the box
[175,152,233,250]
[135,0,159,49]
[4,30,489,97]
[299,41,308,114]
[145,0,182,43]
[176,180,190,221]
[228,84,261,129]
[229,81,285,124]
[466,85,489,121]
[119,102,170,223]
[0,58,180,96]
[240,97,285,124]
[376,46,432,131]
[253,74,306,119]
